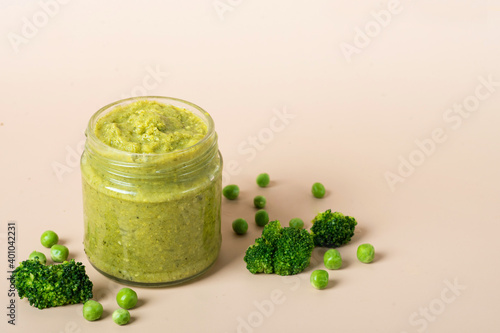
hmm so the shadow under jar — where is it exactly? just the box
[81,96,222,287]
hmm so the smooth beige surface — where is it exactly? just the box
[1,1,500,332]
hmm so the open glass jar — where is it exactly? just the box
[81,96,222,286]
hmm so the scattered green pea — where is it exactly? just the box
[289,218,304,229]
[256,173,270,187]
[357,243,375,263]
[28,251,47,265]
[116,288,138,310]
[232,218,248,235]
[324,249,342,270]
[112,308,130,325]
[311,182,326,198]
[253,195,266,209]
[50,244,69,262]
[83,300,103,321]
[310,270,329,289]
[255,209,269,227]
[223,184,240,200]
[40,230,59,248]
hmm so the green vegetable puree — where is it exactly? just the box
[81,99,222,285]
[94,100,207,153]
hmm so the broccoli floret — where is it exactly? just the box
[11,259,93,309]
[244,238,275,274]
[244,221,282,274]
[310,210,357,247]
[261,220,282,244]
[244,220,314,276]
[273,227,314,276]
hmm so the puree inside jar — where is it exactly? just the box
[82,99,222,285]
[94,100,207,153]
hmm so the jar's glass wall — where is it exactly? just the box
[81,97,222,286]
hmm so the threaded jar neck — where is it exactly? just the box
[84,96,218,181]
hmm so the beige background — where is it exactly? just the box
[1,1,500,332]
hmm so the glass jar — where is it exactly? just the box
[81,96,222,286]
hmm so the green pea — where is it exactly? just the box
[116,288,138,310]
[310,270,329,290]
[232,218,248,235]
[112,309,130,325]
[324,249,342,270]
[83,300,103,321]
[289,218,304,229]
[256,173,270,187]
[28,251,47,265]
[357,243,375,263]
[50,244,69,262]
[253,195,266,209]
[311,182,326,198]
[223,184,240,200]
[40,230,59,248]
[255,209,269,227]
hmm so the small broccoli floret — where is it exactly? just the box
[261,220,282,244]
[273,227,314,276]
[12,259,93,309]
[244,238,275,274]
[310,210,357,247]
[244,220,314,276]
[244,221,282,274]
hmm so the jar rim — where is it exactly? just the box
[85,96,215,159]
